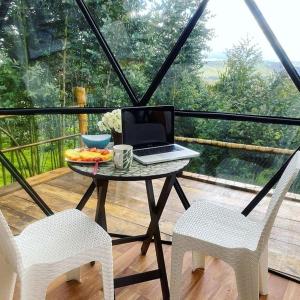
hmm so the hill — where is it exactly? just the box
[201,60,300,82]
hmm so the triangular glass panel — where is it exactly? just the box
[151,0,300,119]
[255,0,300,76]
[0,1,130,185]
[85,0,200,99]
[0,0,131,109]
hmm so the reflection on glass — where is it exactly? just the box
[256,0,300,73]
[87,0,202,98]
[0,113,105,187]
[175,118,300,187]
[151,0,300,118]
[0,114,79,186]
[0,1,130,109]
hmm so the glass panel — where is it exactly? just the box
[86,0,201,99]
[151,0,300,119]
[175,117,299,184]
[0,0,131,109]
[256,0,300,75]
[175,117,300,278]
[0,112,105,186]
[0,0,299,281]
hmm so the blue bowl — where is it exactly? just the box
[81,134,111,149]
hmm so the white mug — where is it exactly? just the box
[113,144,133,169]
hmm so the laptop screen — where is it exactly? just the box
[122,106,174,149]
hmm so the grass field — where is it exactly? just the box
[201,59,300,82]
[0,138,80,187]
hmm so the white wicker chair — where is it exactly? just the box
[0,208,114,300]
[170,151,300,300]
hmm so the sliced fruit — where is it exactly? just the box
[100,149,110,155]
[65,149,81,160]
[65,148,112,162]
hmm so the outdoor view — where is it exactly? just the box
[0,0,300,279]
[1,0,300,188]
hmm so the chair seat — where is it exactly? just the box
[15,209,111,268]
[174,200,262,251]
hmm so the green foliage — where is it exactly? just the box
[0,50,29,108]
[0,1,300,191]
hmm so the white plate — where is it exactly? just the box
[65,149,113,164]
[65,157,112,164]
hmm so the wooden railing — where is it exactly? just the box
[175,136,293,155]
[0,134,80,186]
[2,135,292,155]
[1,134,80,153]
[0,134,292,184]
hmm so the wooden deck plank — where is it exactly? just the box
[0,167,71,197]
[0,169,299,299]
[13,242,299,300]
[0,194,47,220]
[2,172,300,276]
[46,177,300,245]
[0,204,37,233]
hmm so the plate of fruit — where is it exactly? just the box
[65,148,113,163]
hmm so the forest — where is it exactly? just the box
[1,0,300,190]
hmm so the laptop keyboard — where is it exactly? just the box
[133,145,183,157]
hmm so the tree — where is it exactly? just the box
[193,39,278,177]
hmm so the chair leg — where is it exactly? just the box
[170,239,185,300]
[234,262,259,300]
[192,251,205,271]
[20,275,49,300]
[66,267,81,282]
[101,252,114,300]
[0,256,17,300]
[259,246,269,295]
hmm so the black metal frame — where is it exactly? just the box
[3,107,300,127]
[244,0,300,93]
[242,145,300,216]
[0,0,299,112]
[75,0,139,105]
[0,0,300,284]
[0,151,54,216]
[139,0,209,105]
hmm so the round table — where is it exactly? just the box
[68,159,191,299]
[68,159,189,181]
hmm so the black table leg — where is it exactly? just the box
[90,179,109,267]
[174,177,191,210]
[94,179,109,230]
[141,175,176,255]
[70,159,190,297]
[76,181,96,210]
[145,179,170,300]
[75,174,187,297]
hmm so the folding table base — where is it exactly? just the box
[76,175,190,300]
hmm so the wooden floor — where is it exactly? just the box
[11,242,300,300]
[0,167,299,299]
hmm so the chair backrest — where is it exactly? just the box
[258,151,300,252]
[0,210,22,273]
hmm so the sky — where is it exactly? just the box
[206,0,300,62]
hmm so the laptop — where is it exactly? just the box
[122,106,199,165]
